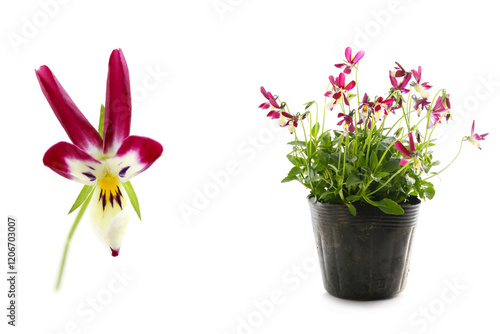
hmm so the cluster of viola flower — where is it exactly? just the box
[259,46,488,174]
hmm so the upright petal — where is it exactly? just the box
[103,49,132,156]
[89,180,131,256]
[408,132,416,152]
[394,141,411,157]
[108,135,163,182]
[43,142,102,184]
[35,66,103,156]
[352,50,365,64]
[345,47,352,62]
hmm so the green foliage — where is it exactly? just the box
[68,185,95,214]
[122,181,142,220]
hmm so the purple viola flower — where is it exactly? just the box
[394,133,423,171]
[464,120,488,150]
[337,112,355,134]
[325,72,356,109]
[357,93,373,125]
[334,46,365,75]
[410,66,432,98]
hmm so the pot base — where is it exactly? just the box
[310,199,420,301]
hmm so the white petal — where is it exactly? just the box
[89,181,131,256]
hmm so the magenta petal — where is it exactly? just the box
[390,75,398,88]
[112,135,163,182]
[260,86,268,98]
[352,50,365,64]
[399,158,409,166]
[324,91,333,98]
[43,141,102,184]
[345,47,352,62]
[345,80,356,91]
[343,93,350,106]
[344,67,352,75]
[394,141,411,157]
[334,63,345,69]
[103,49,132,156]
[348,122,355,133]
[35,66,103,154]
[259,102,270,109]
[408,132,415,152]
[267,92,280,109]
[338,72,345,87]
[401,73,412,88]
[471,120,475,136]
[329,75,336,86]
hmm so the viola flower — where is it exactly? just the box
[429,94,451,129]
[464,120,488,149]
[410,66,432,98]
[259,86,284,119]
[413,97,430,117]
[357,93,373,125]
[284,114,299,134]
[372,96,395,120]
[337,112,355,134]
[325,73,356,109]
[394,132,423,171]
[390,71,412,94]
[36,49,163,257]
[335,46,365,75]
[390,62,407,78]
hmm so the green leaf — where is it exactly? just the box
[288,166,302,177]
[382,158,400,173]
[346,203,357,216]
[311,122,320,138]
[373,198,404,215]
[375,172,390,178]
[369,152,379,170]
[122,181,141,220]
[281,175,297,183]
[424,185,435,199]
[345,174,363,188]
[68,185,95,214]
[98,104,105,138]
[287,140,306,147]
[287,154,304,166]
[309,196,317,203]
[345,195,361,202]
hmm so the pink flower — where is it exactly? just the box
[411,66,432,98]
[464,120,488,149]
[337,113,355,134]
[372,96,395,120]
[36,49,163,256]
[413,97,430,117]
[390,71,412,94]
[429,94,451,129]
[394,133,423,171]
[325,73,356,109]
[334,46,365,75]
[259,86,283,119]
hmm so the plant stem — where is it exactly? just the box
[424,137,466,181]
[366,164,409,197]
[55,190,93,290]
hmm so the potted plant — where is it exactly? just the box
[257,47,487,300]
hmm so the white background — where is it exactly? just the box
[1,0,499,333]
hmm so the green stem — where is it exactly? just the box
[366,164,409,197]
[55,190,93,290]
[424,137,466,181]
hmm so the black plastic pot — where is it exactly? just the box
[308,197,420,301]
